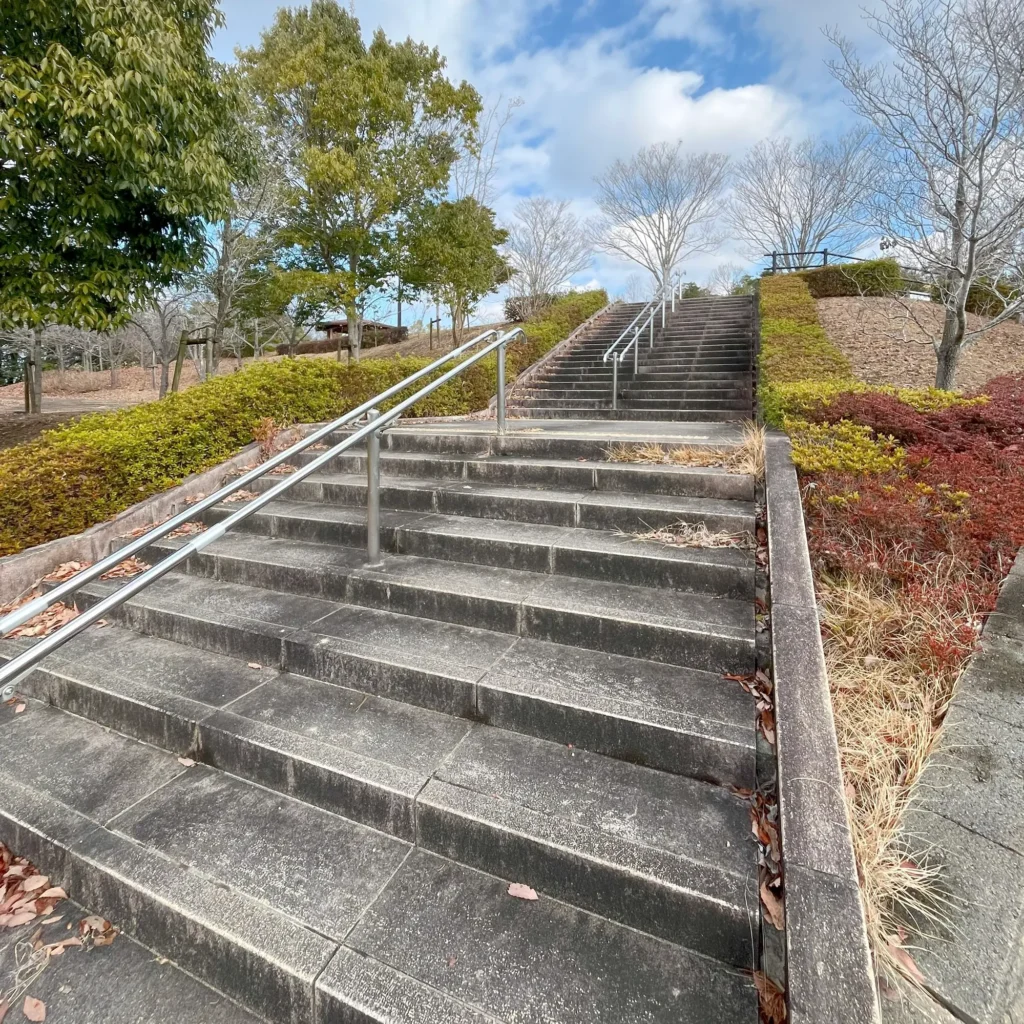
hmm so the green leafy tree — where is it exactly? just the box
[407,199,510,344]
[0,0,241,409]
[238,0,481,360]
[0,0,240,330]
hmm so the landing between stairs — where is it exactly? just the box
[0,419,763,1024]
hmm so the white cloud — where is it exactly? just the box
[481,34,801,198]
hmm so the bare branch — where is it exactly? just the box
[594,143,730,288]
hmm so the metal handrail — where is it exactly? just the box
[0,326,500,640]
[0,326,522,695]
[603,282,686,410]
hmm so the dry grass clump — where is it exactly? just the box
[629,521,757,550]
[818,557,987,985]
[606,421,765,479]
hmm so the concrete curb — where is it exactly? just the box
[0,426,305,606]
[891,547,1024,1024]
[764,431,881,1024]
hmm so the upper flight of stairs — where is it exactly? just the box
[0,422,760,1024]
[510,296,756,422]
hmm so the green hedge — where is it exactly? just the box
[796,258,904,299]
[758,275,855,424]
[0,290,606,557]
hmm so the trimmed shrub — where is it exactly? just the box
[0,291,606,557]
[796,258,904,299]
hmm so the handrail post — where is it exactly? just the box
[366,407,383,566]
[496,338,506,435]
[612,358,618,410]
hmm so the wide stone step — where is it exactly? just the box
[7,601,755,788]
[242,469,756,533]
[201,500,755,598]
[336,424,747,460]
[508,407,751,422]
[286,448,754,501]
[518,397,752,412]
[0,700,756,1022]
[145,532,755,671]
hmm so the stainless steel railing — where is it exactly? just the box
[602,282,687,410]
[0,326,524,697]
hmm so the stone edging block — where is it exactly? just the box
[765,431,880,1024]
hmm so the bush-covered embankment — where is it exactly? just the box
[759,270,1024,984]
[0,291,606,557]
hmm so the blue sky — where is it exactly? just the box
[211,0,883,317]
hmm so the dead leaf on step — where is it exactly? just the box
[22,997,45,1022]
[79,915,117,947]
[247,662,261,670]
[99,557,150,580]
[177,757,196,768]
[0,996,9,1023]
[507,883,538,901]
[752,972,786,1023]
[14,704,25,714]
[21,877,49,893]
[760,881,784,930]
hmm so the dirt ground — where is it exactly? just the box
[816,297,1024,391]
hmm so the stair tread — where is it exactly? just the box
[0,712,754,1021]
[151,531,754,646]
[214,498,754,575]
[286,469,754,515]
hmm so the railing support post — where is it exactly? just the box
[612,358,618,410]
[496,340,506,435]
[366,407,383,566]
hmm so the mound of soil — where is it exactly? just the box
[816,297,1024,391]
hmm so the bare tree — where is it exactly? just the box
[196,163,284,370]
[504,198,595,316]
[132,292,197,398]
[706,263,755,296]
[829,0,1024,388]
[729,131,875,268]
[619,272,657,304]
[451,95,522,206]
[594,144,730,290]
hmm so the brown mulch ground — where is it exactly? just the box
[817,297,1024,390]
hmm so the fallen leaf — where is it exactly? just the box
[21,877,49,893]
[0,996,8,1023]
[760,881,785,930]
[80,915,110,934]
[247,662,261,670]
[507,883,538,901]
[14,705,25,714]
[753,971,786,1023]
[38,888,65,900]
[92,929,117,947]
[22,997,45,1022]
[176,757,195,768]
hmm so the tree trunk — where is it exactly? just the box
[28,330,43,413]
[935,304,966,389]
[159,357,170,399]
[347,303,363,362]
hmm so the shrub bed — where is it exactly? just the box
[759,272,1024,985]
[795,258,904,299]
[0,291,606,557]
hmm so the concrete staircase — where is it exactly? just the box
[510,296,756,421]
[0,421,760,1023]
